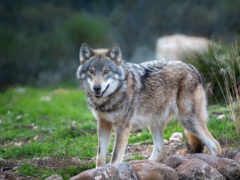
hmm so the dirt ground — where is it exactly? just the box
[0,140,233,180]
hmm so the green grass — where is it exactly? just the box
[17,162,95,179]
[0,87,97,159]
[208,105,239,144]
[0,86,239,179]
[17,163,54,179]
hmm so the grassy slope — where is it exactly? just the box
[0,87,239,179]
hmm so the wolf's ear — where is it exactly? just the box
[107,46,122,65]
[79,43,93,64]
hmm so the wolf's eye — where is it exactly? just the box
[103,69,110,75]
[89,68,95,75]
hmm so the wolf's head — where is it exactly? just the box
[77,43,125,98]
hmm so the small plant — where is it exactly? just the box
[230,101,240,135]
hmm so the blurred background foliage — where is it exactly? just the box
[1,0,240,88]
[184,42,240,103]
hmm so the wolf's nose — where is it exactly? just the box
[93,85,101,93]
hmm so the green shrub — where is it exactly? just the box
[65,14,110,47]
[184,41,240,103]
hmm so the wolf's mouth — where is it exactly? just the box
[95,84,110,98]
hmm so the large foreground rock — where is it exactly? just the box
[233,152,240,163]
[70,162,137,180]
[177,158,225,180]
[224,149,240,164]
[187,154,240,180]
[165,153,240,180]
[70,160,178,180]
[71,152,240,180]
[129,160,178,180]
[165,155,224,180]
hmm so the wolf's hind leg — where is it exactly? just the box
[184,129,204,153]
[180,116,221,155]
[149,123,164,161]
[178,85,221,155]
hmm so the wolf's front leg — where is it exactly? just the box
[149,123,164,162]
[111,125,131,164]
[96,119,112,168]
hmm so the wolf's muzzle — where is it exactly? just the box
[93,85,101,96]
[93,84,109,98]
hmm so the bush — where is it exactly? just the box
[184,41,240,103]
[65,14,110,47]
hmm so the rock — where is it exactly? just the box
[1,173,16,180]
[223,149,239,159]
[71,157,81,164]
[71,160,178,180]
[0,158,7,166]
[71,153,240,180]
[169,132,183,142]
[130,160,178,180]
[40,96,52,102]
[187,153,240,180]
[233,152,240,163]
[70,163,137,180]
[224,149,240,164]
[164,155,188,168]
[217,114,225,119]
[14,142,23,146]
[15,87,26,93]
[164,139,169,144]
[177,158,225,180]
[45,174,63,180]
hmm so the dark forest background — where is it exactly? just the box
[1,0,240,88]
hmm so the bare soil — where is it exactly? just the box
[0,141,234,180]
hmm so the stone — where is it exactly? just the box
[169,132,183,142]
[187,153,240,180]
[130,160,178,180]
[163,139,169,144]
[177,158,225,180]
[224,150,240,164]
[70,160,178,180]
[45,174,63,180]
[0,158,7,166]
[223,149,239,159]
[70,163,137,180]
[233,152,240,163]
[217,114,225,119]
[164,155,188,168]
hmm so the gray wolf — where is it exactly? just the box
[76,43,221,167]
